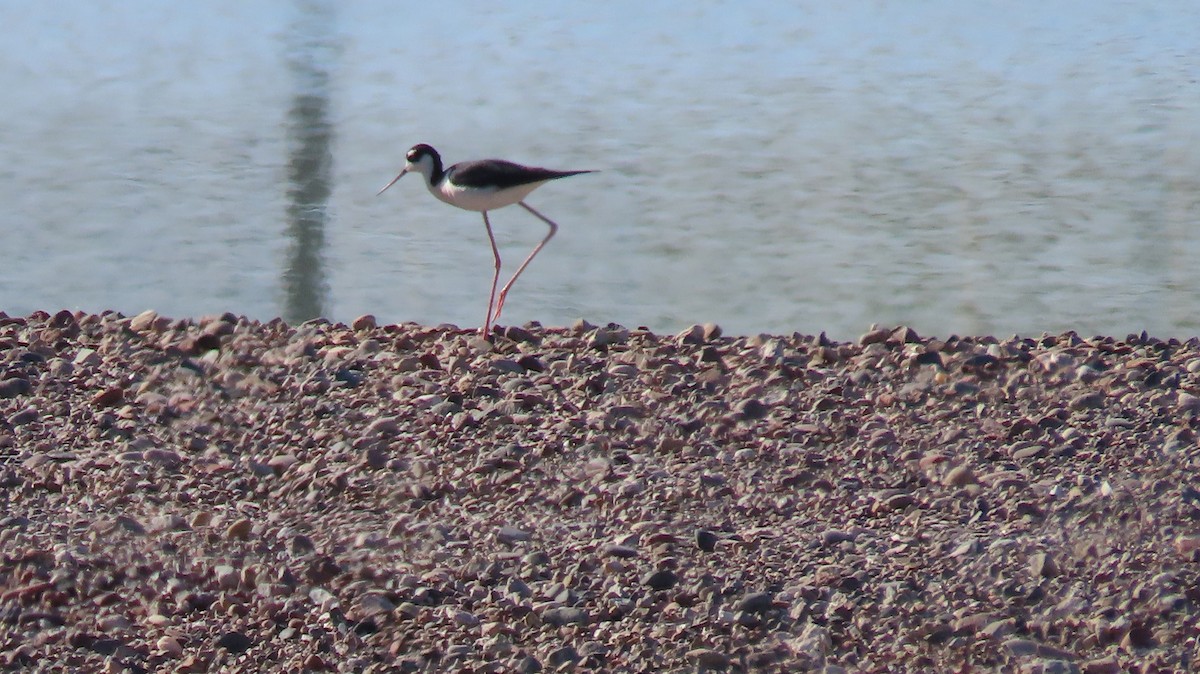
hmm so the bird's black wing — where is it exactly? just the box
[447,160,593,190]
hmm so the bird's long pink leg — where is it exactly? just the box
[494,202,558,322]
[482,211,502,337]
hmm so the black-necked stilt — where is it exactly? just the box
[378,143,593,337]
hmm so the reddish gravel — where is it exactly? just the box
[1,310,1199,672]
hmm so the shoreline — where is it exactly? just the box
[2,310,1198,671]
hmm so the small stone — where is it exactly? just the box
[355,593,396,616]
[366,416,400,436]
[91,387,124,408]
[881,493,915,511]
[98,615,131,631]
[1174,535,1200,556]
[215,631,253,653]
[267,454,298,474]
[290,534,315,555]
[943,465,977,487]
[1001,638,1038,656]
[129,310,160,332]
[225,518,253,541]
[0,378,31,399]
[1011,443,1046,460]
[1176,391,1200,413]
[1121,622,1155,649]
[156,635,183,657]
[738,398,768,420]
[820,530,857,546]
[115,515,146,535]
[453,610,480,626]
[1068,391,1104,411]
[981,619,1016,639]
[736,592,773,613]
[603,544,638,559]
[507,577,531,598]
[503,325,538,344]
[642,569,679,591]
[351,314,377,331]
[214,565,239,590]
[496,526,531,544]
[518,655,543,673]
[736,610,762,627]
[490,359,525,374]
[542,607,589,626]
[950,539,981,557]
[397,602,420,619]
[695,529,718,552]
[144,448,182,467]
[952,612,998,633]
[548,645,580,666]
[73,348,100,366]
[1081,657,1121,674]
[146,614,170,627]
[733,447,758,462]
[686,649,730,669]
[676,324,705,344]
[1030,551,1058,578]
[859,327,890,346]
[1036,643,1079,660]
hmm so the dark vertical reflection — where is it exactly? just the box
[282,0,337,323]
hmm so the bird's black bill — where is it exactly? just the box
[377,169,408,195]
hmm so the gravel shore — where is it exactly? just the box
[2,310,1198,673]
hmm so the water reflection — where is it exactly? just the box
[282,0,336,323]
[2,2,1199,337]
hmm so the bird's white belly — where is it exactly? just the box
[431,180,546,212]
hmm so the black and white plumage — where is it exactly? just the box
[378,143,593,336]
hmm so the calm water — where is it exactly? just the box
[2,1,1199,339]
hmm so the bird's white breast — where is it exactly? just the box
[430,180,547,212]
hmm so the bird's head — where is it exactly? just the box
[378,144,441,194]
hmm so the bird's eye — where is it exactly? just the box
[406,153,418,162]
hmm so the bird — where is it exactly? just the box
[377,143,594,337]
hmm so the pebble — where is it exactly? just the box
[1081,657,1120,674]
[541,607,589,626]
[942,464,976,486]
[0,377,31,399]
[735,592,773,613]
[603,544,638,558]
[214,565,239,590]
[496,526,532,544]
[641,569,679,591]
[820,530,857,546]
[156,635,183,657]
[1030,551,1059,578]
[687,649,730,669]
[215,631,253,653]
[1068,391,1105,410]
[224,518,253,541]
[1002,638,1040,656]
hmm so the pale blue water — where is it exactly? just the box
[2,1,1198,339]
